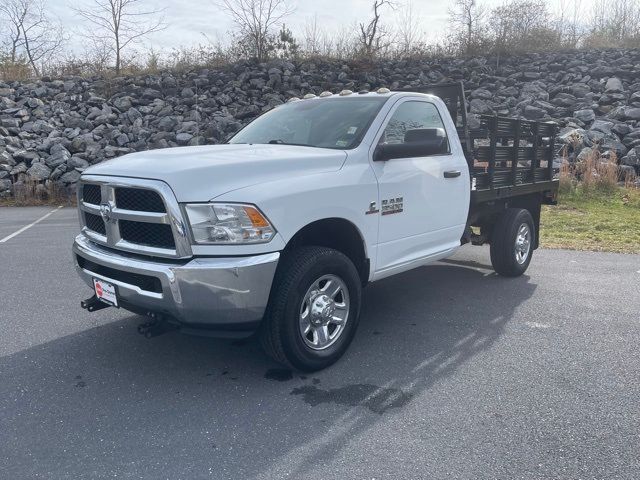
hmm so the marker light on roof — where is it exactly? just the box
[303,93,317,99]
[319,91,332,97]
[376,87,390,94]
[339,89,353,96]
[287,97,300,102]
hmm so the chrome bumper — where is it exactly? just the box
[72,234,279,330]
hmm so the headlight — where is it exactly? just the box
[184,203,275,244]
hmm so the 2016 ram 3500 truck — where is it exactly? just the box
[73,83,558,371]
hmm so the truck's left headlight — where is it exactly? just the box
[185,203,275,244]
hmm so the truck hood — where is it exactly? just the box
[84,144,348,202]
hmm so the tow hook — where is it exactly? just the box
[80,295,111,312]
[137,313,177,338]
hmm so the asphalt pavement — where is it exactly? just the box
[1,206,639,479]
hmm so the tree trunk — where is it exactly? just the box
[21,26,40,77]
[115,27,121,74]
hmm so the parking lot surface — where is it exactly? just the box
[1,206,639,479]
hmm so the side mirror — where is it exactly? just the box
[373,137,446,161]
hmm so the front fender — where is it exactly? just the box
[213,164,379,271]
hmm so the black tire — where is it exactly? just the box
[260,246,362,371]
[490,208,535,277]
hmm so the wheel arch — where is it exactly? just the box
[507,194,543,249]
[284,218,370,285]
[472,193,543,250]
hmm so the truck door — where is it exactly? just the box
[369,97,470,278]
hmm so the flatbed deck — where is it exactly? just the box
[404,83,559,205]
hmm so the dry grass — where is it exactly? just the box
[542,149,640,253]
[0,61,32,82]
[0,179,75,207]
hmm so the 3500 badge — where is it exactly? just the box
[381,197,404,216]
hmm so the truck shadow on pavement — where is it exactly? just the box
[281,263,536,477]
[0,261,536,478]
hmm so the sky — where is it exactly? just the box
[47,0,589,55]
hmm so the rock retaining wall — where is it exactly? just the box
[2,48,640,197]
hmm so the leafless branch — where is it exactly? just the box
[216,0,293,61]
[358,0,395,56]
[0,0,66,76]
[448,0,485,54]
[72,0,167,74]
[396,0,423,55]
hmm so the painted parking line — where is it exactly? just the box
[0,206,64,243]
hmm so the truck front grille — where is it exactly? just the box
[82,184,102,205]
[115,187,166,213]
[77,178,191,259]
[120,220,175,249]
[85,212,106,235]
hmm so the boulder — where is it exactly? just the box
[68,156,90,170]
[523,105,546,120]
[0,178,12,191]
[26,162,51,181]
[112,96,133,110]
[590,119,615,135]
[470,99,494,114]
[60,170,81,184]
[605,77,624,93]
[176,132,193,145]
[574,109,596,123]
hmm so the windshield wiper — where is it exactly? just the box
[267,139,312,147]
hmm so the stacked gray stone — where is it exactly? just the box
[2,48,640,197]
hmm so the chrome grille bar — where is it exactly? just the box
[78,175,192,259]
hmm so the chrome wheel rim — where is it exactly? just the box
[515,223,531,264]
[299,274,350,350]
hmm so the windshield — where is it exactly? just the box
[229,96,388,150]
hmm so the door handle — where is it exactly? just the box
[444,170,461,178]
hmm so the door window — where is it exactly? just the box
[380,101,450,153]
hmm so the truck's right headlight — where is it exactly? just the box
[184,203,275,244]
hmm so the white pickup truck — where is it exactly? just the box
[73,83,558,370]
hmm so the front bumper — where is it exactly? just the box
[73,234,279,332]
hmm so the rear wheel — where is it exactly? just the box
[490,208,535,277]
[260,246,362,371]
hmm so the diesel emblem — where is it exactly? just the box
[365,201,380,215]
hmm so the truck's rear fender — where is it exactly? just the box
[470,193,543,249]
[508,194,542,249]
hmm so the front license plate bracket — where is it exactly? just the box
[93,278,119,307]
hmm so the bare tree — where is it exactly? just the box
[0,0,65,76]
[73,0,166,74]
[306,24,357,59]
[448,0,485,54]
[585,0,640,47]
[490,0,561,53]
[217,0,293,62]
[316,24,357,59]
[396,0,423,56]
[303,14,322,56]
[0,0,25,63]
[555,0,584,48]
[358,0,396,56]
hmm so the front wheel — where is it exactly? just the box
[490,208,535,277]
[260,246,362,371]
